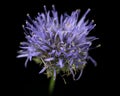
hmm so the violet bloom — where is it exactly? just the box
[17,5,97,80]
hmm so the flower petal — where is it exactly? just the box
[75,69,83,80]
[17,54,28,58]
[57,59,64,68]
[53,69,56,80]
[39,67,47,74]
[44,57,54,61]
[88,56,97,66]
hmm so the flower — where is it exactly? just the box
[17,5,97,80]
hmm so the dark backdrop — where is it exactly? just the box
[3,0,105,96]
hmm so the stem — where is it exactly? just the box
[49,76,56,96]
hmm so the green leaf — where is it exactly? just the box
[33,57,42,64]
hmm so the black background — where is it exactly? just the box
[2,0,106,96]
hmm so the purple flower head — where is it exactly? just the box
[17,5,97,80]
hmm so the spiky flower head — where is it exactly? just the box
[17,5,97,80]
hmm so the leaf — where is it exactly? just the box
[33,57,42,64]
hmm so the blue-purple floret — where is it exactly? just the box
[17,5,97,80]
